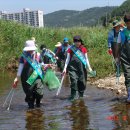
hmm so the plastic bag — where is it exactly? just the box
[43,69,60,90]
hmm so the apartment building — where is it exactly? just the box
[0,8,44,27]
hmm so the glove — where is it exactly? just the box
[62,68,66,77]
[88,67,92,72]
[13,77,19,88]
[55,56,59,60]
[88,70,96,77]
[108,48,113,55]
[43,64,52,71]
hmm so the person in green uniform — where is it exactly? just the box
[116,14,130,102]
[62,35,93,101]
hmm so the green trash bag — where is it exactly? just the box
[43,69,61,90]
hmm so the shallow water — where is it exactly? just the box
[0,73,130,130]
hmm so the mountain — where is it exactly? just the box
[111,0,130,17]
[44,7,116,27]
[101,0,130,25]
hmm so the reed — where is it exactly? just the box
[0,20,113,78]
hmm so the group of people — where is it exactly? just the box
[13,13,130,109]
[107,14,130,102]
[13,34,93,109]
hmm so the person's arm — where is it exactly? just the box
[108,30,113,48]
[13,63,24,88]
[108,31,113,55]
[48,49,56,56]
[62,53,70,74]
[85,53,92,71]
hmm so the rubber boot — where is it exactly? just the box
[28,97,35,109]
[78,91,84,99]
[36,99,41,108]
[127,87,130,103]
[28,101,34,109]
[68,89,76,101]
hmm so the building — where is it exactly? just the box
[0,8,44,27]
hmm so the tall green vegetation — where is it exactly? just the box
[101,0,130,25]
[0,19,113,78]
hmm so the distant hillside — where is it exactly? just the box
[101,0,130,25]
[111,0,130,17]
[44,7,116,27]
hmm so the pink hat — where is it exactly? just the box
[23,40,37,51]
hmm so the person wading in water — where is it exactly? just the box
[62,35,93,101]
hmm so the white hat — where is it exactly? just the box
[23,40,37,51]
[55,42,62,47]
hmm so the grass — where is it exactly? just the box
[0,19,114,79]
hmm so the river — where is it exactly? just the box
[0,72,130,130]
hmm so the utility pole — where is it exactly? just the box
[106,0,109,26]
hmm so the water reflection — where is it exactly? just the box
[68,100,89,130]
[2,72,130,130]
[111,103,130,130]
[0,71,15,95]
[25,109,46,130]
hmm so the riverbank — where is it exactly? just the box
[89,74,127,96]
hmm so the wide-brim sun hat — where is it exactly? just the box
[55,42,62,47]
[113,20,121,27]
[23,40,37,51]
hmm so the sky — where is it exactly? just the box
[0,0,126,14]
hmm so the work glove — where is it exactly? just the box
[55,56,59,60]
[108,48,113,55]
[13,77,19,88]
[88,67,96,77]
[43,64,53,71]
[62,68,66,77]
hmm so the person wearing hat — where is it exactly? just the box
[116,14,130,102]
[54,42,62,54]
[62,35,93,101]
[108,19,121,77]
[13,40,44,109]
[40,44,57,64]
[56,37,70,72]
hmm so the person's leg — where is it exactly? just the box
[27,96,35,109]
[36,95,43,107]
[21,82,35,109]
[77,79,86,99]
[121,52,130,102]
[34,79,44,107]
[68,71,78,101]
[77,67,87,99]
[112,43,121,77]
